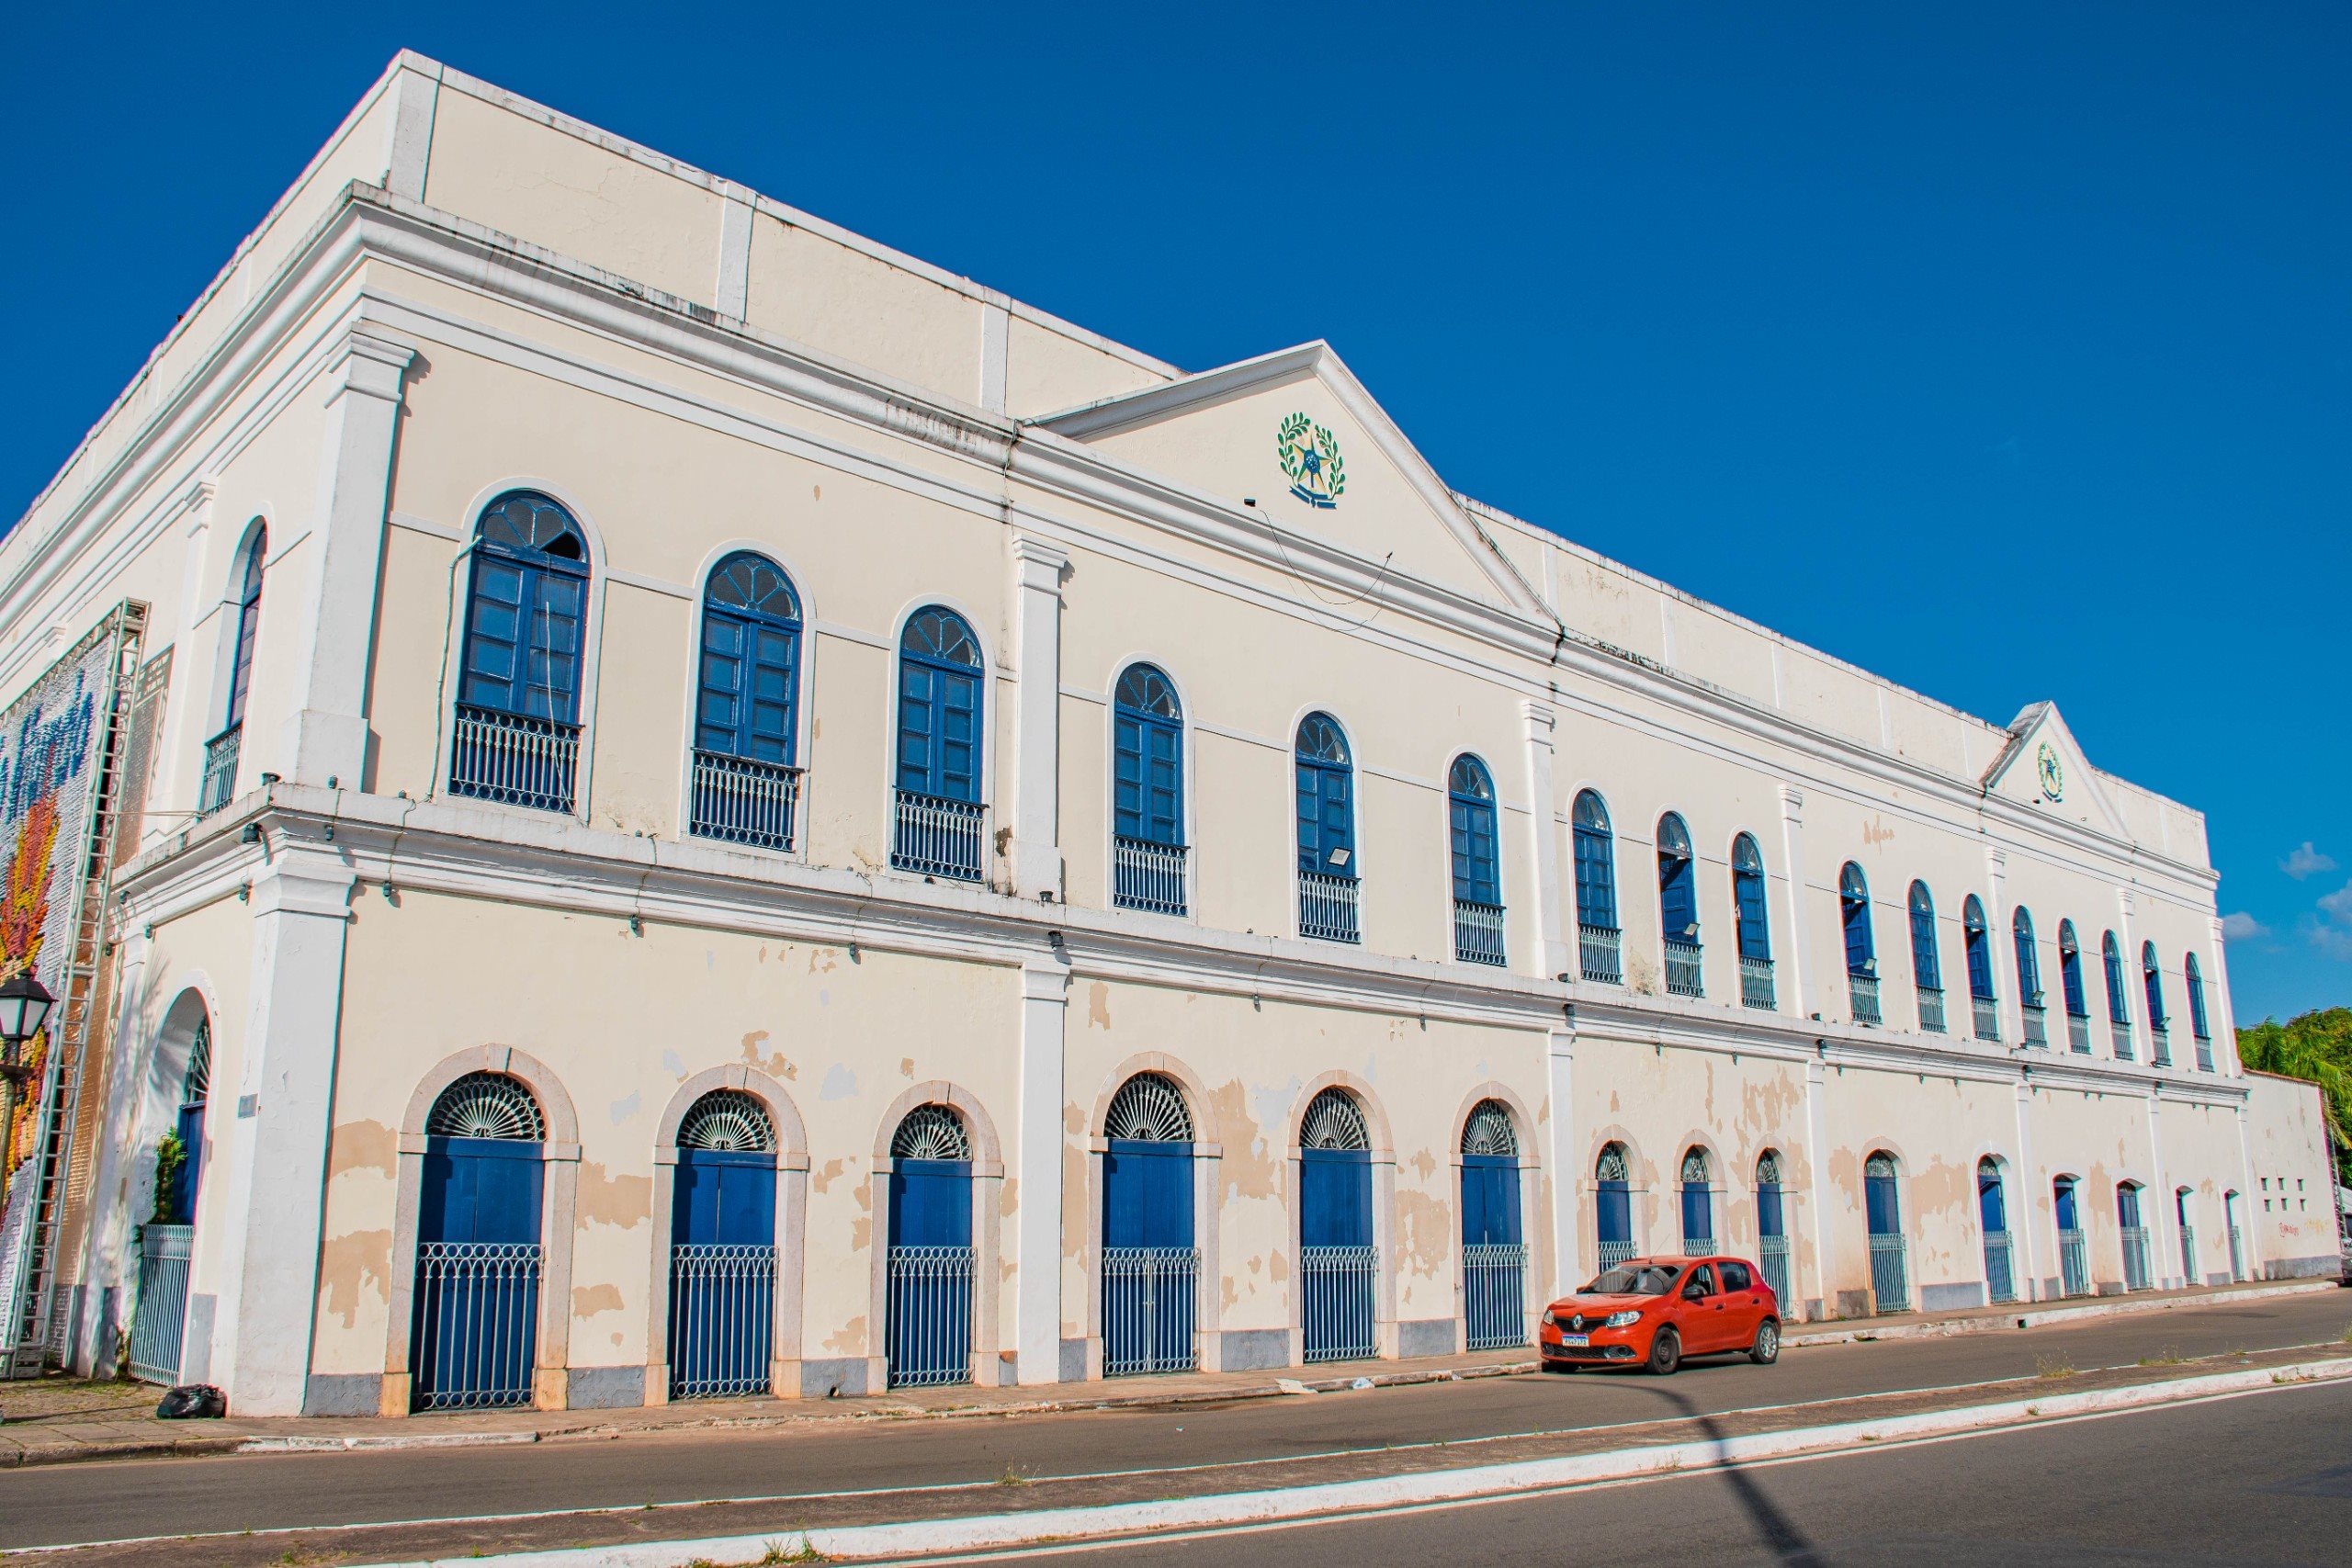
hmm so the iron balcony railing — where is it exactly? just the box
[2066,1012,2092,1054]
[1597,1238,1636,1271]
[2226,1224,2245,1281]
[1464,1242,1529,1351]
[412,1240,542,1410]
[126,1224,193,1385]
[2057,1227,2090,1297]
[885,1245,974,1388]
[1681,1230,1716,1259]
[688,751,800,853]
[2194,1032,2214,1072]
[2178,1224,2197,1286]
[1102,1247,1200,1375]
[1298,870,1361,944]
[891,791,985,882]
[1663,937,1704,998]
[197,726,241,816]
[1972,995,2001,1043]
[1300,1245,1379,1363]
[450,705,579,814]
[1453,899,1507,967]
[1867,1234,1910,1314]
[669,1244,775,1399]
[1579,924,1623,986]
[1849,973,1883,1027]
[2149,1022,2171,1067]
[2021,1002,2049,1048]
[1758,1234,1791,1304]
[2109,1019,2134,1060]
[2120,1225,2153,1292]
[1917,985,1947,1034]
[1739,955,1776,1010]
[1113,837,1189,917]
[1984,1232,2018,1304]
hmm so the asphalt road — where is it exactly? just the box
[1,1290,2342,1551]
[979,1371,2352,1566]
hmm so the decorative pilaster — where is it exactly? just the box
[1987,849,2023,1045]
[2009,1075,2041,1302]
[2205,915,2242,1077]
[2115,888,2145,1061]
[1520,701,1568,979]
[1803,1052,1834,1318]
[1014,957,1069,1383]
[1544,1026,1577,1294]
[1008,537,1069,902]
[277,329,414,788]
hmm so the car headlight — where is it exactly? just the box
[1602,1310,1642,1328]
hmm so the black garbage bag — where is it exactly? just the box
[155,1383,226,1419]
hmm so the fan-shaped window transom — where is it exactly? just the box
[679,1089,775,1153]
[1461,1100,1517,1157]
[891,1104,971,1161]
[427,1072,547,1141]
[1300,1089,1369,1151]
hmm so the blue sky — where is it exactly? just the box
[4,5,2345,1021]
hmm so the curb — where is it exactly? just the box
[356,1355,2352,1567]
[1781,1278,2336,1348]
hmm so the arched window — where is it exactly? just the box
[1679,1146,1714,1254]
[1112,665,1188,916]
[1731,834,1773,1009]
[2141,942,2169,1059]
[1963,896,1997,1042]
[1841,863,1879,1024]
[2058,920,2089,1052]
[200,527,266,815]
[892,607,986,880]
[1295,715,1358,943]
[1574,791,1622,984]
[2012,907,2044,1032]
[2101,931,2132,1058]
[1657,814,1701,998]
[690,552,803,852]
[1907,881,1944,1032]
[1595,1142,1634,1269]
[1754,1149,1790,1301]
[2186,953,2213,1067]
[1448,756,1505,966]
[453,491,590,813]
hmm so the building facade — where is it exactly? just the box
[1,55,2332,1417]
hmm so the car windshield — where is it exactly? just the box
[1579,1264,1679,1297]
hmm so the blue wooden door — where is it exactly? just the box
[888,1157,973,1385]
[1597,1180,1633,1254]
[1114,715,1183,844]
[1461,1154,1524,1350]
[1460,1156,1521,1247]
[1865,1168,1901,1236]
[1302,1149,1371,1247]
[1301,1149,1373,1359]
[898,661,980,802]
[1295,761,1354,874]
[1977,1169,2007,1235]
[413,1138,542,1408]
[671,1150,777,1397]
[696,613,798,763]
[1103,1141,1194,1373]
[1757,1182,1784,1239]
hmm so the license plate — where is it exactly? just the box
[1562,1333,1589,1347]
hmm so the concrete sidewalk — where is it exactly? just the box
[0,1275,2333,1468]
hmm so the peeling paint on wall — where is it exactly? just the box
[326,1120,396,1179]
[572,1281,625,1319]
[820,1064,858,1101]
[575,1162,652,1228]
[317,1228,391,1328]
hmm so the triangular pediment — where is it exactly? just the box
[1982,703,2130,838]
[1033,344,1547,618]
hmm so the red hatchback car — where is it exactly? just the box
[1539,1256,1780,1375]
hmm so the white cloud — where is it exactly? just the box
[2312,882,2352,960]
[2281,841,2338,880]
[2220,911,2267,942]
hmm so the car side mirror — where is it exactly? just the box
[1682,1284,1706,1302]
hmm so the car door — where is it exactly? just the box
[1680,1263,1727,1351]
[1716,1258,1763,1347]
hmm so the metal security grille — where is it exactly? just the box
[412,1241,542,1409]
[126,1224,192,1384]
[1867,1235,1910,1313]
[1984,1231,2018,1304]
[1597,1239,1635,1270]
[1298,870,1361,944]
[1917,985,1948,1033]
[2021,1002,2048,1047]
[885,1246,974,1387]
[1740,955,1776,1010]
[2059,1227,2091,1297]
[1114,837,1189,916]
[428,1075,547,1140]
[1464,1242,1528,1350]
[1758,1234,1792,1303]
[669,1245,775,1399]
[198,726,241,815]
[1453,899,1507,966]
[1102,1247,1198,1375]
[689,751,800,852]
[891,790,984,881]
[1849,974,1883,1026]
[2226,1224,2244,1281]
[1301,1245,1378,1362]
[1973,996,2002,1043]
[450,704,579,813]
[2178,1224,2198,1285]
[1664,937,1704,998]
[2120,1226,2153,1292]
[1579,923,1623,985]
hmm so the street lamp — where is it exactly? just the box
[0,969,54,1212]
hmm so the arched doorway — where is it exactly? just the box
[1754,1150,1791,1303]
[1298,1089,1374,1363]
[2054,1175,2089,1296]
[1978,1157,2017,1304]
[1102,1074,1197,1376]
[1459,1101,1525,1350]
[1679,1147,1715,1254]
[2116,1181,2151,1292]
[668,1090,777,1399]
[128,1017,208,1384]
[885,1104,974,1387]
[413,1072,547,1409]
[1596,1143,1634,1269]
[1863,1151,1908,1313]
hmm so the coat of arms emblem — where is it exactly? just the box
[1277,412,1345,509]
[2036,741,2064,801]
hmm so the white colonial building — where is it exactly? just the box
[0,54,2331,1417]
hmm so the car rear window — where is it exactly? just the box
[1720,1261,1752,1292]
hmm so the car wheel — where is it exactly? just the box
[1646,1326,1681,1376]
[1749,1317,1781,1365]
